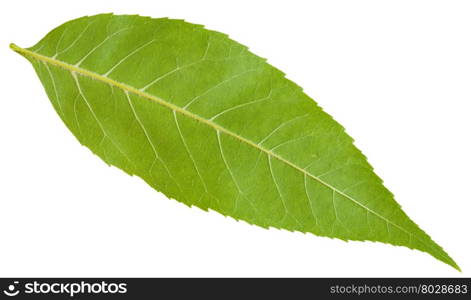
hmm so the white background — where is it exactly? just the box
[1,0,470,277]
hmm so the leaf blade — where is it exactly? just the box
[10,13,459,270]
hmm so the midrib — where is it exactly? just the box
[10,44,445,261]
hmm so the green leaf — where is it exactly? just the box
[10,13,459,270]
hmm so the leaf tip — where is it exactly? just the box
[450,260,462,272]
[435,248,461,272]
